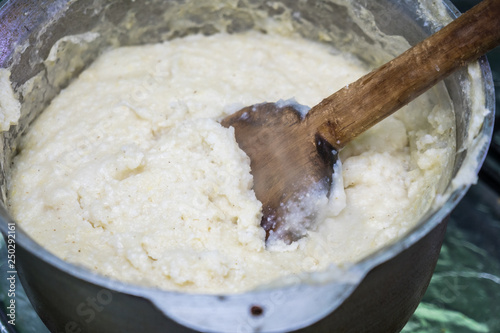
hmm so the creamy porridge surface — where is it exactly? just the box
[8,33,454,293]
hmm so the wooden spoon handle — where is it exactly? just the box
[307,0,500,150]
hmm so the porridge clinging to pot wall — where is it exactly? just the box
[6,32,454,294]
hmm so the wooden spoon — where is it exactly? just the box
[221,0,500,244]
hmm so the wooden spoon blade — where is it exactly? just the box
[221,102,337,243]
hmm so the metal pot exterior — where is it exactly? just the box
[0,0,494,332]
[14,241,193,333]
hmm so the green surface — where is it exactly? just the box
[403,182,500,333]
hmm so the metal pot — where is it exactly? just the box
[0,0,494,332]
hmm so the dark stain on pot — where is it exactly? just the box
[250,305,264,316]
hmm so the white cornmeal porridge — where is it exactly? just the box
[8,33,454,293]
